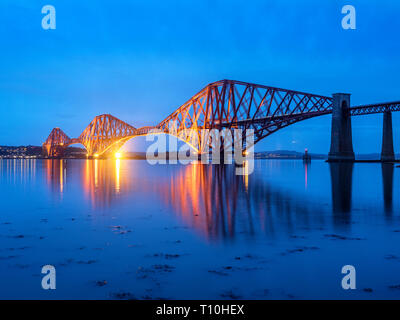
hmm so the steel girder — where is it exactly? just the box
[42,128,72,157]
[42,80,400,157]
[78,114,137,156]
[43,114,139,157]
[349,101,400,116]
[157,80,333,152]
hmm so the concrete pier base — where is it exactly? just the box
[328,93,355,162]
[381,111,395,162]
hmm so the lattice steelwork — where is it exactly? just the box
[42,79,400,157]
[349,101,400,116]
[78,114,138,156]
[43,128,72,157]
[157,80,333,152]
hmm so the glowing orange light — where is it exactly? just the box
[115,159,120,193]
[115,152,122,159]
[94,154,99,158]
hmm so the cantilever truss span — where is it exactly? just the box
[42,79,400,157]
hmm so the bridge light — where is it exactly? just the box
[94,153,99,158]
[115,152,122,159]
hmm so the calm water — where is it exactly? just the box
[1,159,400,299]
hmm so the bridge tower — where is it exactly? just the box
[328,93,355,162]
[381,111,395,162]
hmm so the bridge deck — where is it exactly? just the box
[42,79,400,157]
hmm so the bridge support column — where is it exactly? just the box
[328,93,355,162]
[381,111,395,162]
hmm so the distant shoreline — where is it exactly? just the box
[0,145,396,161]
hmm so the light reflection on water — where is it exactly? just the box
[1,159,400,299]
[0,159,397,240]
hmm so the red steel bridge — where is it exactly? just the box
[43,79,400,161]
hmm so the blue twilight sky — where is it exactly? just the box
[0,0,399,154]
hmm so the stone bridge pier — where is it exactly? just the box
[328,93,355,162]
[381,111,395,162]
[328,93,396,162]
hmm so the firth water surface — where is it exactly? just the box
[1,159,400,299]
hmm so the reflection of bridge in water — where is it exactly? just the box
[31,159,397,240]
[159,164,324,240]
[41,159,133,208]
[42,79,400,162]
[329,162,395,221]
